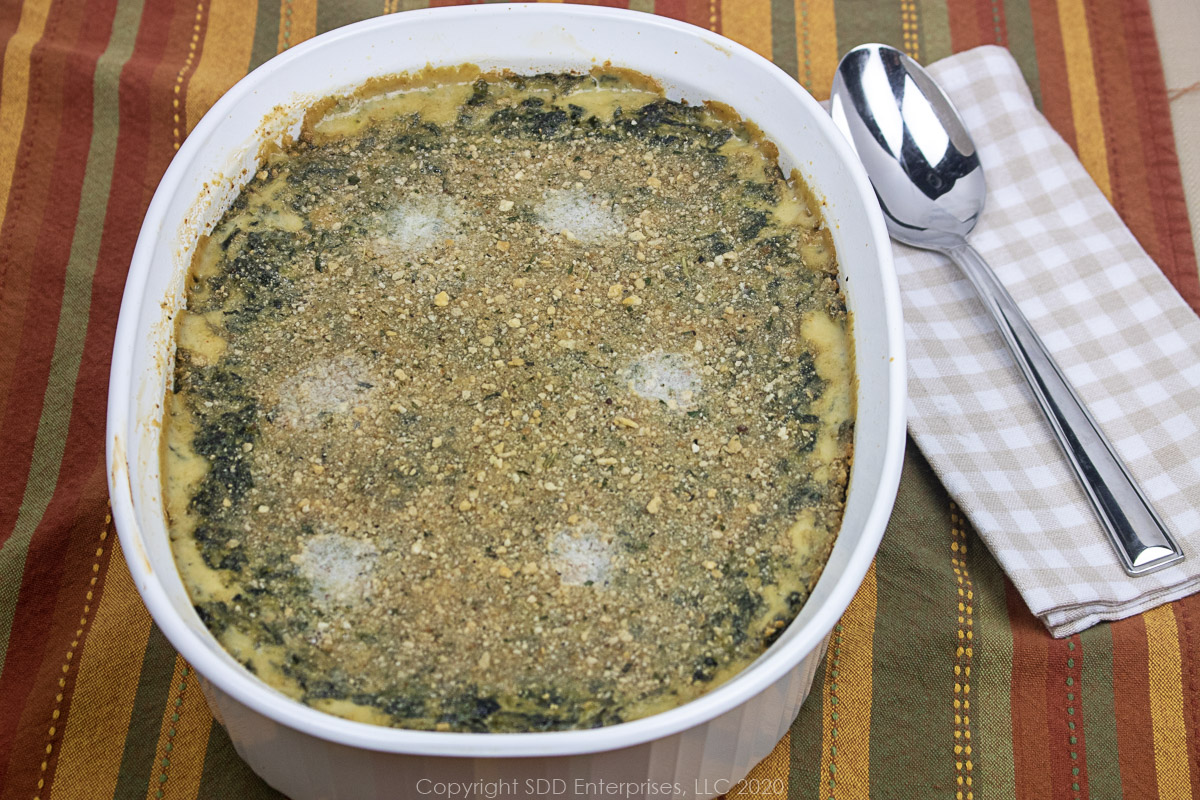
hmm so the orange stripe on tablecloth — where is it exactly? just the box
[819,560,876,799]
[185,0,257,135]
[277,0,318,52]
[143,657,214,800]
[793,0,836,101]
[654,0,717,30]
[720,0,771,61]
[1027,0,1074,152]
[1055,0,1111,199]
[966,0,1007,47]
[728,732,790,800]
[1,0,182,774]
[0,0,129,643]
[1084,0,1157,262]
[1006,580,1052,800]
[1143,605,1194,800]
[0,0,88,591]
[1111,613,1159,800]
[945,0,987,52]
[47,547,151,800]
[0,0,51,225]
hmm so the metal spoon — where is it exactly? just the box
[829,43,1184,575]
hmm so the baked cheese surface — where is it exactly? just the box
[163,69,854,732]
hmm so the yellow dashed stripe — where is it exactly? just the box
[901,0,920,61]
[951,505,976,800]
[171,3,205,151]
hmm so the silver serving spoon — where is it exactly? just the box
[830,43,1184,575]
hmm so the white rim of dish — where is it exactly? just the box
[108,2,906,758]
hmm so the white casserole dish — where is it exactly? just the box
[106,5,906,799]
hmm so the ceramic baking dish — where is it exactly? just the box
[106,5,906,798]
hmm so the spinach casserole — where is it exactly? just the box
[162,67,854,732]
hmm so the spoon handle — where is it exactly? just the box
[945,242,1184,576]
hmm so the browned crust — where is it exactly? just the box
[590,62,664,93]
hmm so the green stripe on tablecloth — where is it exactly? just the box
[968,517,1017,799]
[1080,622,1125,800]
[834,0,903,57]
[917,0,952,62]
[770,0,800,80]
[1001,0,1042,107]
[867,441,958,798]
[316,0,379,36]
[249,0,281,69]
[111,626,180,799]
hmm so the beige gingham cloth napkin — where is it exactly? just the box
[893,46,1200,637]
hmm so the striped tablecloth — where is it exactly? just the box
[0,1,1197,798]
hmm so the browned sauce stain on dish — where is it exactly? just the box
[111,435,154,576]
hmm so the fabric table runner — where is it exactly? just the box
[0,1,1197,799]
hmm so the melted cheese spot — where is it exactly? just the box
[274,355,374,430]
[296,533,378,608]
[534,188,626,243]
[623,351,702,411]
[549,521,615,587]
[374,196,463,255]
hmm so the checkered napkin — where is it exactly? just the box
[889,45,1200,637]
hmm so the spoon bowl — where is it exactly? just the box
[830,43,1184,575]
[830,45,985,249]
